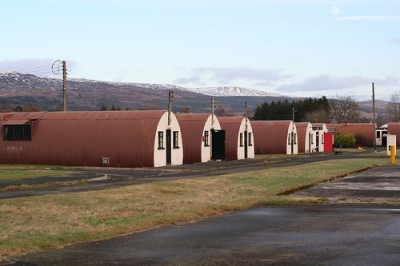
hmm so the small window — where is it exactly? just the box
[322,134,324,144]
[294,133,297,144]
[158,131,164,149]
[204,131,209,147]
[288,134,291,145]
[4,125,32,141]
[376,131,381,138]
[311,134,314,144]
[248,132,252,146]
[173,131,179,148]
[240,133,244,147]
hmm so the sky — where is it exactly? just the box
[1,0,399,100]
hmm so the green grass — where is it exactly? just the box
[0,164,81,183]
[0,157,390,259]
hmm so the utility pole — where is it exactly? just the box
[292,107,295,122]
[245,101,248,131]
[62,61,67,111]
[168,90,173,126]
[52,60,67,111]
[211,97,215,127]
[372,82,377,153]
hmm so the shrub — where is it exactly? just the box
[334,133,356,148]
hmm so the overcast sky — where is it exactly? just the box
[1,0,399,100]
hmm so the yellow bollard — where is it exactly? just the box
[390,146,396,164]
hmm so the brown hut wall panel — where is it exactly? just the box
[176,114,208,164]
[327,123,375,147]
[0,111,169,167]
[176,113,222,164]
[218,116,254,160]
[218,117,241,160]
[252,121,291,154]
[388,123,400,146]
[295,122,311,153]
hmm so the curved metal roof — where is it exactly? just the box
[0,110,171,167]
[295,122,311,153]
[176,113,218,164]
[327,123,375,147]
[218,116,251,160]
[252,120,293,154]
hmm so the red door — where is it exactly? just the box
[324,133,334,152]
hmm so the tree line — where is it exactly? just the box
[252,95,370,124]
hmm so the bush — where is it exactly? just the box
[334,133,356,148]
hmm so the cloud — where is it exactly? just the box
[174,67,291,87]
[333,16,400,22]
[331,6,340,16]
[0,58,75,77]
[391,37,400,44]
[173,76,203,86]
[277,75,399,92]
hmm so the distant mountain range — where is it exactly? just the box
[0,72,390,122]
[0,72,291,115]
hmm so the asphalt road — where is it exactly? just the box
[11,206,400,266]
[8,155,400,265]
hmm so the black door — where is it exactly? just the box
[244,130,248,159]
[166,129,171,165]
[291,132,294,154]
[382,131,388,147]
[315,132,320,152]
[211,129,225,160]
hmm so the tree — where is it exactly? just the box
[253,96,330,121]
[329,95,361,123]
[386,91,400,122]
[180,107,190,113]
[334,133,356,148]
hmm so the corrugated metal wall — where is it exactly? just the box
[388,123,400,146]
[176,114,220,164]
[0,110,171,167]
[176,113,210,164]
[327,123,376,147]
[295,122,311,153]
[252,120,292,154]
[218,116,254,160]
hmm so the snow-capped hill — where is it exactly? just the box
[187,86,283,97]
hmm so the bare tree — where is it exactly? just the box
[386,91,400,122]
[304,109,330,123]
[329,95,361,123]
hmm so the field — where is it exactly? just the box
[0,154,390,261]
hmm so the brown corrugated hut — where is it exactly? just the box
[218,116,254,160]
[326,123,375,147]
[295,122,314,153]
[252,120,298,154]
[0,110,183,167]
[176,113,222,164]
[312,123,328,152]
[388,123,400,146]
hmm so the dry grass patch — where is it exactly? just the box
[0,157,388,258]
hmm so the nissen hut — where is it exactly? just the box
[218,116,255,160]
[0,110,183,168]
[252,120,298,154]
[327,123,375,147]
[312,123,328,152]
[176,113,223,164]
[295,122,314,153]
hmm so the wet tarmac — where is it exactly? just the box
[9,163,400,265]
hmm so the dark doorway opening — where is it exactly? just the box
[211,129,225,160]
[166,129,171,165]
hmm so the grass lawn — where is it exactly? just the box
[0,157,391,260]
[0,165,77,182]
